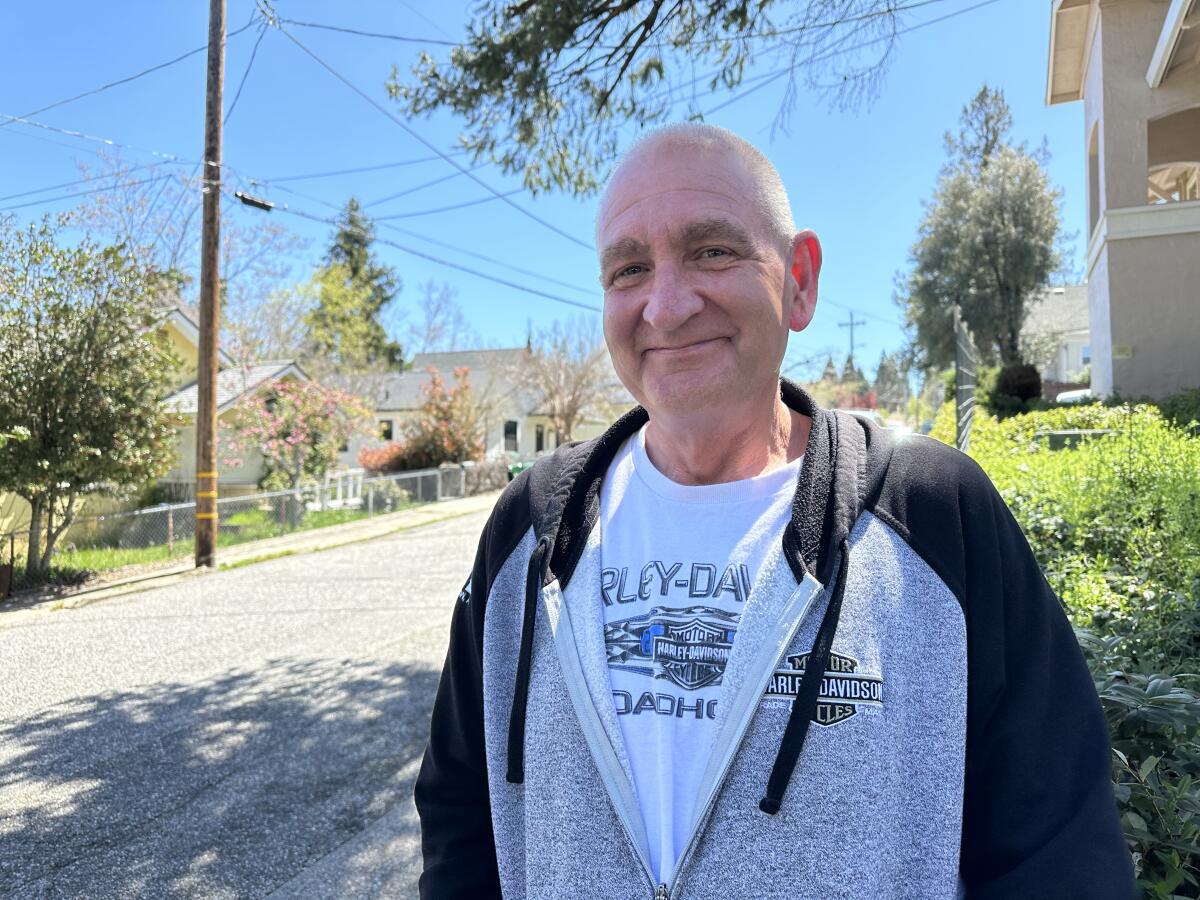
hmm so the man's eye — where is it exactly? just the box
[700,247,729,259]
[616,264,646,279]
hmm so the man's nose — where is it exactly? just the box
[642,263,703,331]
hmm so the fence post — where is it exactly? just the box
[368,484,374,517]
[167,506,174,556]
[435,469,442,502]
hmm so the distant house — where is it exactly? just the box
[1022,284,1091,392]
[0,305,306,534]
[330,347,621,469]
[155,306,308,498]
[1046,0,1200,398]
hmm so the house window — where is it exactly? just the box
[379,419,394,442]
[504,420,519,453]
[1082,344,1091,366]
[535,424,545,452]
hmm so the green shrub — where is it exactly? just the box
[1160,388,1200,433]
[933,404,1200,894]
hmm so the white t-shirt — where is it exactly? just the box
[598,425,802,882]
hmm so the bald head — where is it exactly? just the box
[597,124,796,258]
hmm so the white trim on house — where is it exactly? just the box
[1046,0,1094,105]
[159,307,237,368]
[1147,0,1196,89]
[1086,199,1200,277]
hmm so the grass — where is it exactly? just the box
[8,498,418,592]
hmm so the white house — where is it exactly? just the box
[1022,284,1091,389]
[330,347,621,469]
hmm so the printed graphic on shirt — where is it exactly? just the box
[456,577,471,605]
[605,606,740,690]
[600,562,752,606]
[762,651,885,726]
[612,689,718,719]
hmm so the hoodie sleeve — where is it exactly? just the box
[870,438,1135,899]
[415,474,534,899]
[414,521,502,899]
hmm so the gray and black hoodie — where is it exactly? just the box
[415,382,1134,900]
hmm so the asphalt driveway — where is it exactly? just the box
[0,507,492,899]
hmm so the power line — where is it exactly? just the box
[268,183,598,297]
[363,162,488,209]
[263,12,595,252]
[824,298,901,327]
[3,14,260,128]
[225,22,270,125]
[270,201,601,312]
[263,151,469,183]
[146,18,269,259]
[0,160,176,203]
[0,174,175,213]
[277,17,456,45]
[0,112,218,171]
[373,189,523,219]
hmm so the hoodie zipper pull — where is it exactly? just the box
[654,885,669,900]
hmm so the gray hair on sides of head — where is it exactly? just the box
[598,123,797,257]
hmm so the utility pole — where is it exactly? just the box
[837,312,867,364]
[195,0,225,568]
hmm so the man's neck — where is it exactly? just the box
[642,387,810,486]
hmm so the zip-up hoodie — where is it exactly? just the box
[415,382,1134,900]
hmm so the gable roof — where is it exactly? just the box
[324,372,429,410]
[153,304,237,367]
[1023,284,1089,336]
[163,361,307,415]
[409,348,530,373]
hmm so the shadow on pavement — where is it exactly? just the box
[0,657,439,898]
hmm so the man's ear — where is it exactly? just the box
[788,230,822,332]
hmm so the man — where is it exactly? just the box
[415,124,1132,899]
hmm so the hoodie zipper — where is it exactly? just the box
[540,580,662,897]
[663,575,825,898]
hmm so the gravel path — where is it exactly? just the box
[0,508,492,899]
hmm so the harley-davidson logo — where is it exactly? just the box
[762,651,884,726]
[605,606,739,691]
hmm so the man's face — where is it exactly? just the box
[597,143,818,417]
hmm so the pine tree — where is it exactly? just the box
[304,198,403,373]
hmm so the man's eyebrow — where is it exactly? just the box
[599,237,650,271]
[679,217,757,251]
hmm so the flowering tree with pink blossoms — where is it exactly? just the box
[223,379,373,493]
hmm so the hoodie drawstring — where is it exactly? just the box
[506,534,552,784]
[759,537,851,815]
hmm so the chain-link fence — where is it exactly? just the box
[1,465,486,597]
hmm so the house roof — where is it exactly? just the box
[1148,0,1199,88]
[409,348,530,373]
[163,361,306,415]
[1023,285,1090,337]
[1046,0,1093,105]
[324,372,430,410]
[152,304,238,367]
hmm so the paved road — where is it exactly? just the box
[0,508,492,899]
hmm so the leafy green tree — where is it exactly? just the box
[897,86,1063,371]
[390,0,931,194]
[0,217,179,577]
[304,199,402,372]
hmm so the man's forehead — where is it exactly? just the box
[599,141,752,219]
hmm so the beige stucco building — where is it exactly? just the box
[1048,0,1200,398]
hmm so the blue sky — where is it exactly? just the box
[0,0,1081,380]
